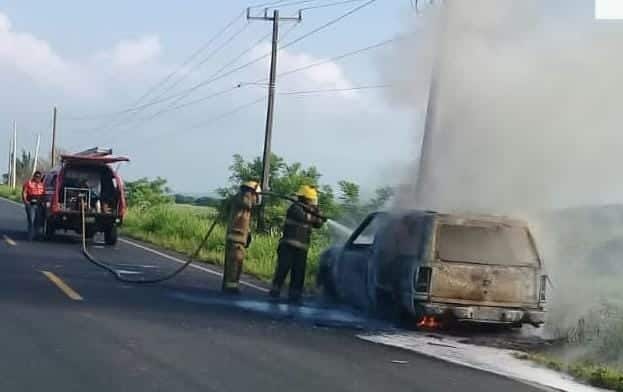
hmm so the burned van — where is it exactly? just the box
[318,210,547,327]
[40,148,128,245]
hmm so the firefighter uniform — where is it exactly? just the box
[222,181,260,293]
[270,185,325,302]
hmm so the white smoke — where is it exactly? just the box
[383,0,623,352]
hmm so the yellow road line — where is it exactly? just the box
[41,271,84,301]
[2,235,16,246]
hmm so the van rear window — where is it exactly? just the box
[437,224,538,266]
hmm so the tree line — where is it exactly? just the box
[125,153,394,232]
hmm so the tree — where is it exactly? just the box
[125,177,173,209]
[218,153,332,233]
[366,186,394,212]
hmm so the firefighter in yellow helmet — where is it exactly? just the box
[222,180,261,294]
[270,185,326,302]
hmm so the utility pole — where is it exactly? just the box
[7,133,12,186]
[32,134,41,176]
[11,121,17,189]
[247,7,302,230]
[51,106,58,167]
[414,1,446,207]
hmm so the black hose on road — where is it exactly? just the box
[80,200,218,284]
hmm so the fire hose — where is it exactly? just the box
[78,192,327,284]
[80,200,218,283]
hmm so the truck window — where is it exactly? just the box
[437,224,538,266]
[351,214,385,246]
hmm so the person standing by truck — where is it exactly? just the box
[270,185,326,303]
[22,171,45,240]
[222,180,261,294]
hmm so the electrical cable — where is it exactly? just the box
[279,0,377,51]
[278,84,390,95]
[301,0,366,11]
[124,29,273,130]
[87,11,246,132]
[99,0,376,127]
[96,22,252,135]
[80,200,219,283]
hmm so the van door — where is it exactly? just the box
[336,213,385,308]
[430,223,540,307]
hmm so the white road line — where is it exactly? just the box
[119,238,269,293]
[2,234,16,246]
[0,196,269,293]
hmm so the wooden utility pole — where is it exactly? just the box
[247,7,301,230]
[51,106,58,167]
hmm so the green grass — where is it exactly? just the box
[515,353,623,390]
[122,203,329,287]
[0,184,21,203]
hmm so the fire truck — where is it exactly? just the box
[39,148,129,245]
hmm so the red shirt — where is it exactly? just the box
[23,180,44,201]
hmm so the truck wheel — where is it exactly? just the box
[104,225,118,246]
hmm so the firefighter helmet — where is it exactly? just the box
[296,185,318,205]
[241,180,261,193]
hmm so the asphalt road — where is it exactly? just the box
[0,197,541,392]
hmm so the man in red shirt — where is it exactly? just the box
[22,171,45,238]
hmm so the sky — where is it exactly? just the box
[0,0,416,195]
[596,0,623,19]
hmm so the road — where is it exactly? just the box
[0,197,541,392]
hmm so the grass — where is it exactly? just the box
[122,203,330,287]
[0,184,21,202]
[515,352,623,391]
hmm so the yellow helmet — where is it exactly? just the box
[241,180,261,193]
[296,185,318,205]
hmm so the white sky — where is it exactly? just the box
[595,0,623,19]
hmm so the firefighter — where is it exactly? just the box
[21,171,45,239]
[222,180,261,294]
[270,185,326,303]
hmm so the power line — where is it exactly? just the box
[138,0,376,111]
[139,97,266,149]
[274,35,406,80]
[279,0,377,51]
[279,84,390,95]
[88,11,246,131]
[148,21,251,104]
[73,1,376,133]
[110,29,273,133]
[135,11,246,105]
[96,22,252,134]
[301,0,366,11]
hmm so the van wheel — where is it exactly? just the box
[104,225,118,246]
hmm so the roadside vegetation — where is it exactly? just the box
[514,303,623,390]
[122,153,393,286]
[515,352,623,391]
[0,184,21,202]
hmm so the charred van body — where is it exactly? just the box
[318,210,547,327]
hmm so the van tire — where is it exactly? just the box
[104,226,118,246]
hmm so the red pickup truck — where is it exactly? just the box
[39,148,129,245]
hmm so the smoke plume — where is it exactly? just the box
[384,0,623,349]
